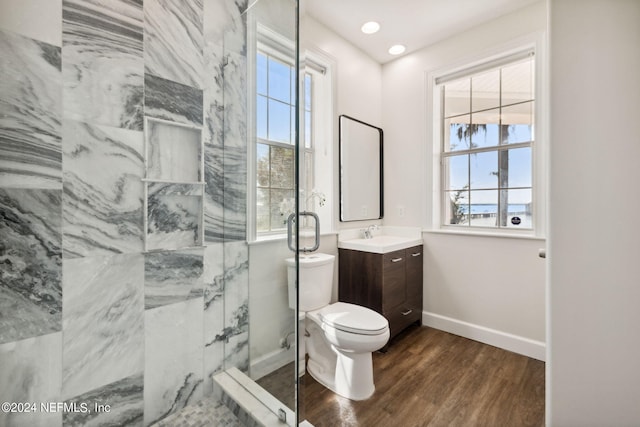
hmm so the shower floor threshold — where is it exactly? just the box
[213,368,313,427]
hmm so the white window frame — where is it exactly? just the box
[426,34,547,238]
[248,24,334,242]
[302,49,335,237]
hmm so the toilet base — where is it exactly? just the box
[304,307,388,401]
[307,346,375,401]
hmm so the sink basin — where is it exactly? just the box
[338,227,423,253]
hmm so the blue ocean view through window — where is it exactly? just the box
[460,204,530,214]
[455,203,532,228]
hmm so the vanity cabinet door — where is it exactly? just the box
[405,246,423,308]
[382,249,406,311]
[338,249,383,311]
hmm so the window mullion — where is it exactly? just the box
[442,141,531,157]
[498,115,504,223]
[257,138,295,150]
[443,100,533,120]
[468,76,473,228]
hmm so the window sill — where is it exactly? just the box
[249,231,338,246]
[423,228,545,241]
[249,233,287,245]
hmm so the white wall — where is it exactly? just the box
[424,234,545,347]
[548,0,640,424]
[300,15,382,129]
[382,1,548,359]
[300,15,384,231]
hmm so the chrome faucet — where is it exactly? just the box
[363,224,378,239]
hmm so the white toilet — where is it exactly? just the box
[285,253,390,401]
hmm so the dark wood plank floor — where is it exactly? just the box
[256,363,296,410]
[301,325,545,427]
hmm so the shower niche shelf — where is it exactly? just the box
[143,118,205,252]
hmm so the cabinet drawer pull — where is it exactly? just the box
[391,257,403,263]
[401,309,413,316]
[411,252,421,257]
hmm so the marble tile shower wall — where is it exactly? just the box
[0,0,250,426]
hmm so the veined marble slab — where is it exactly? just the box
[0,333,63,427]
[62,253,144,400]
[144,0,204,89]
[224,304,249,373]
[203,0,248,45]
[63,374,143,427]
[203,243,224,394]
[222,11,247,72]
[223,241,249,372]
[146,182,203,251]
[203,42,225,243]
[202,46,247,242]
[0,0,63,47]
[144,299,203,426]
[0,29,62,189]
[146,119,202,183]
[144,248,204,310]
[144,74,203,127]
[203,41,224,151]
[62,119,144,258]
[221,50,247,242]
[203,243,249,380]
[222,146,247,241]
[222,51,247,150]
[62,0,144,130]
[203,144,225,242]
[0,189,62,344]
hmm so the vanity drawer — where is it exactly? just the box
[383,249,406,271]
[384,303,421,338]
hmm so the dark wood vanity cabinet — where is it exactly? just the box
[339,245,423,341]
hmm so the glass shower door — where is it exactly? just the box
[217,0,301,424]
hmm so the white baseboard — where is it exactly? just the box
[422,311,546,361]
[249,346,295,381]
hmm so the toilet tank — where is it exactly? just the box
[285,253,335,312]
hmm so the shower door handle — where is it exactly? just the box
[287,211,320,253]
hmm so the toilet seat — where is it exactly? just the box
[316,302,388,336]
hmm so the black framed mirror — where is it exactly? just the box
[338,115,383,221]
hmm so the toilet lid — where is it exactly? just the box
[319,302,389,335]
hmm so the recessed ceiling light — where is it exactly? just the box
[388,44,406,55]
[361,21,380,34]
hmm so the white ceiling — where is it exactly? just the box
[301,0,539,64]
